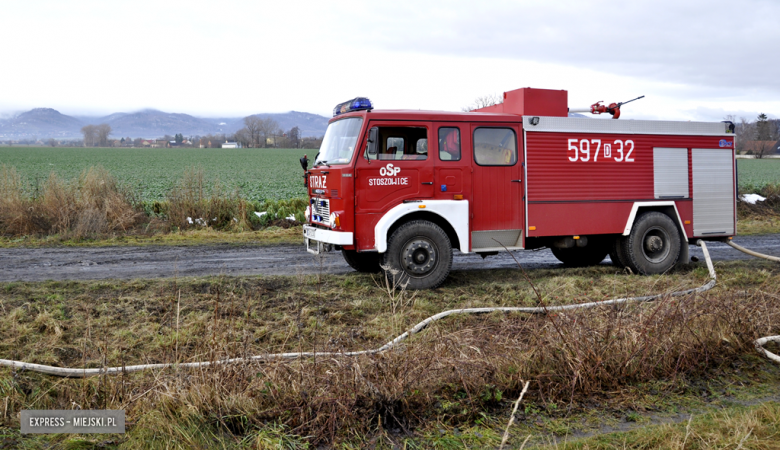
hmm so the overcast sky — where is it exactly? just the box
[2,0,778,121]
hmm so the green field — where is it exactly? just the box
[737,158,780,189]
[0,147,310,202]
[1,148,778,202]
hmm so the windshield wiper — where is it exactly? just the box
[314,160,330,168]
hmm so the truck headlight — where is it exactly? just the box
[329,212,340,228]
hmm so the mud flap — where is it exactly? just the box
[679,241,689,266]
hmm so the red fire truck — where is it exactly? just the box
[302,88,736,289]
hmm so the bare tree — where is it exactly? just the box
[289,126,300,148]
[462,93,504,112]
[233,128,251,147]
[47,138,57,147]
[754,141,774,159]
[81,125,97,147]
[241,116,264,147]
[258,118,280,148]
[95,124,112,147]
[725,115,756,155]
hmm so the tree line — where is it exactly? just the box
[80,124,112,147]
[74,115,321,149]
[725,113,780,158]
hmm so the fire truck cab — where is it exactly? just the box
[302,88,736,289]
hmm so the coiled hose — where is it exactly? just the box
[726,240,780,364]
[1,241,721,378]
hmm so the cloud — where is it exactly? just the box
[334,0,780,95]
[1,0,777,119]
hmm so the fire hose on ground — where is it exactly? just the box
[726,240,780,364]
[0,240,778,377]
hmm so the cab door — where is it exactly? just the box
[469,124,524,251]
[433,123,471,201]
[354,122,433,249]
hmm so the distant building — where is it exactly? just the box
[221,141,241,149]
[742,140,780,156]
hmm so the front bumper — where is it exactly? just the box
[303,225,353,254]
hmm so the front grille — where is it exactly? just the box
[311,198,330,225]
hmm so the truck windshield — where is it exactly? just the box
[315,117,363,166]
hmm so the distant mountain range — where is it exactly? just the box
[0,108,330,140]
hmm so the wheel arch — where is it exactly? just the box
[374,200,469,253]
[623,202,687,239]
[623,201,689,266]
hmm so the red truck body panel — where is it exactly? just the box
[524,132,733,238]
[306,89,736,256]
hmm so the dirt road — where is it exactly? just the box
[0,235,777,282]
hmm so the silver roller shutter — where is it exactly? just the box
[654,148,689,199]
[692,149,734,236]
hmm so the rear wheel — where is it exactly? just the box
[621,212,681,275]
[551,238,609,267]
[382,220,452,290]
[609,235,630,268]
[342,249,382,273]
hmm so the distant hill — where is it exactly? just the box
[0,108,84,138]
[0,108,331,140]
[81,109,220,137]
[225,111,330,138]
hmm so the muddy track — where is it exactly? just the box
[0,235,778,282]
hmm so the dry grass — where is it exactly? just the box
[0,165,144,239]
[540,401,780,449]
[0,165,306,242]
[161,168,306,232]
[163,167,252,232]
[738,184,780,235]
[1,261,779,447]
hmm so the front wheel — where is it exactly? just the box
[382,220,452,290]
[621,212,681,275]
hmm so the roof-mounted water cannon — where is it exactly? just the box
[569,95,645,119]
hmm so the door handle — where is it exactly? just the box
[422,182,433,185]
[511,179,522,182]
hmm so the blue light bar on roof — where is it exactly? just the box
[333,97,373,117]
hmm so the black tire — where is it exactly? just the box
[382,220,452,290]
[342,249,382,273]
[550,239,609,267]
[609,235,630,268]
[621,212,681,275]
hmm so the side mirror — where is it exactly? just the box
[299,154,309,170]
[367,127,378,156]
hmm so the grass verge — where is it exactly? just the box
[0,165,308,245]
[738,183,780,235]
[0,226,304,248]
[1,259,779,447]
[3,165,780,248]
